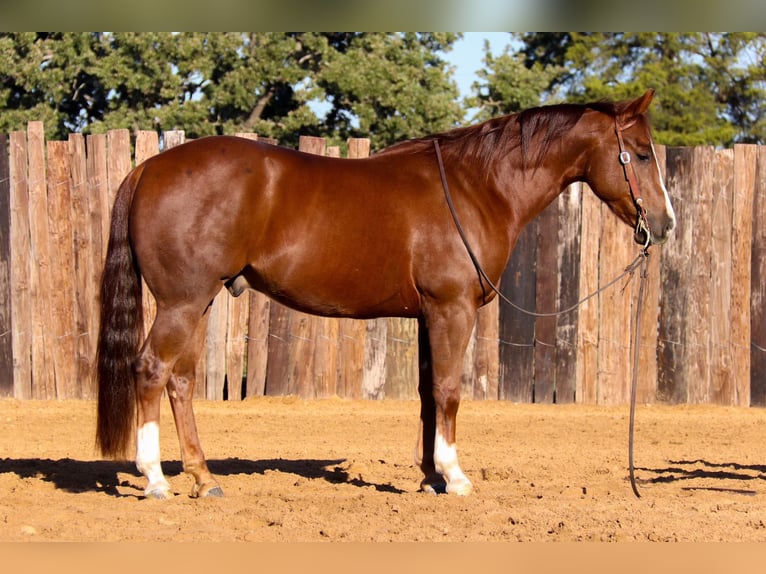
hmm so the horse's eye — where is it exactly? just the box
[637,153,651,162]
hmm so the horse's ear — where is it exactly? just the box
[623,89,655,119]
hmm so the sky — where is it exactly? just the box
[444,32,513,101]
[308,32,513,122]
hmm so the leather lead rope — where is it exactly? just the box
[629,251,649,498]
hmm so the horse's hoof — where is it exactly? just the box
[202,486,224,498]
[446,479,473,496]
[144,488,173,500]
[420,480,447,495]
[191,483,224,498]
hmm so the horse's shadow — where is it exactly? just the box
[0,457,405,498]
[637,459,766,494]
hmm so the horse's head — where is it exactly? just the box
[586,90,676,246]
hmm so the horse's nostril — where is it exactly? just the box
[664,219,676,234]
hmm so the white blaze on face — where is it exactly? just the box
[651,140,677,229]
[136,422,170,493]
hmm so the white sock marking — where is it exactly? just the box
[136,422,170,493]
[434,431,469,487]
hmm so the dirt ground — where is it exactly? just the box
[1,396,765,542]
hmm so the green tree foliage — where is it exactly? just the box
[466,39,562,120]
[0,32,463,149]
[1,32,763,148]
[319,32,462,150]
[514,32,766,146]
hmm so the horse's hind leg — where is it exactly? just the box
[134,303,208,499]
[166,307,223,498]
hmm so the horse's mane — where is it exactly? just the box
[376,99,625,173]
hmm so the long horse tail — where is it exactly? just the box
[96,164,146,459]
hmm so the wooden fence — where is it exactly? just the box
[0,124,764,405]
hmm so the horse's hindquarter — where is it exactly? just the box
[130,137,454,318]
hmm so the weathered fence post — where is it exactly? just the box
[8,131,32,398]
[751,146,766,406]
[0,135,12,397]
[731,144,757,406]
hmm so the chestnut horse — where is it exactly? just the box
[96,90,675,498]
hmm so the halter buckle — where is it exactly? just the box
[619,151,631,165]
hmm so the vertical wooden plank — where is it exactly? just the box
[316,283,339,396]
[86,134,108,400]
[205,291,228,400]
[461,320,478,397]
[135,130,160,163]
[9,132,32,398]
[26,122,55,398]
[576,184,600,404]
[362,318,387,399]
[288,313,317,398]
[162,130,186,151]
[658,147,694,403]
[337,138,370,399]
[0,135,12,397]
[533,201,558,403]
[225,294,249,400]
[245,290,270,397]
[731,144,756,406]
[597,184,634,405]
[687,146,714,403]
[338,318,365,399]
[710,149,734,405]
[347,137,370,159]
[498,219,536,402]
[751,146,766,406]
[555,183,582,404]
[384,318,418,399]
[46,140,78,398]
[265,302,291,396]
[68,134,95,398]
[472,299,499,399]
[86,134,108,277]
[106,130,131,209]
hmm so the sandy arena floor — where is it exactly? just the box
[1,397,765,542]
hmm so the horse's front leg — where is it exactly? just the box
[416,302,475,495]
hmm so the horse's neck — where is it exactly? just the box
[494,132,590,227]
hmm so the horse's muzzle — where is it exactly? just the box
[636,215,675,246]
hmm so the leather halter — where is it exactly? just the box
[614,117,652,249]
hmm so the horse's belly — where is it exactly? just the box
[239,259,420,320]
